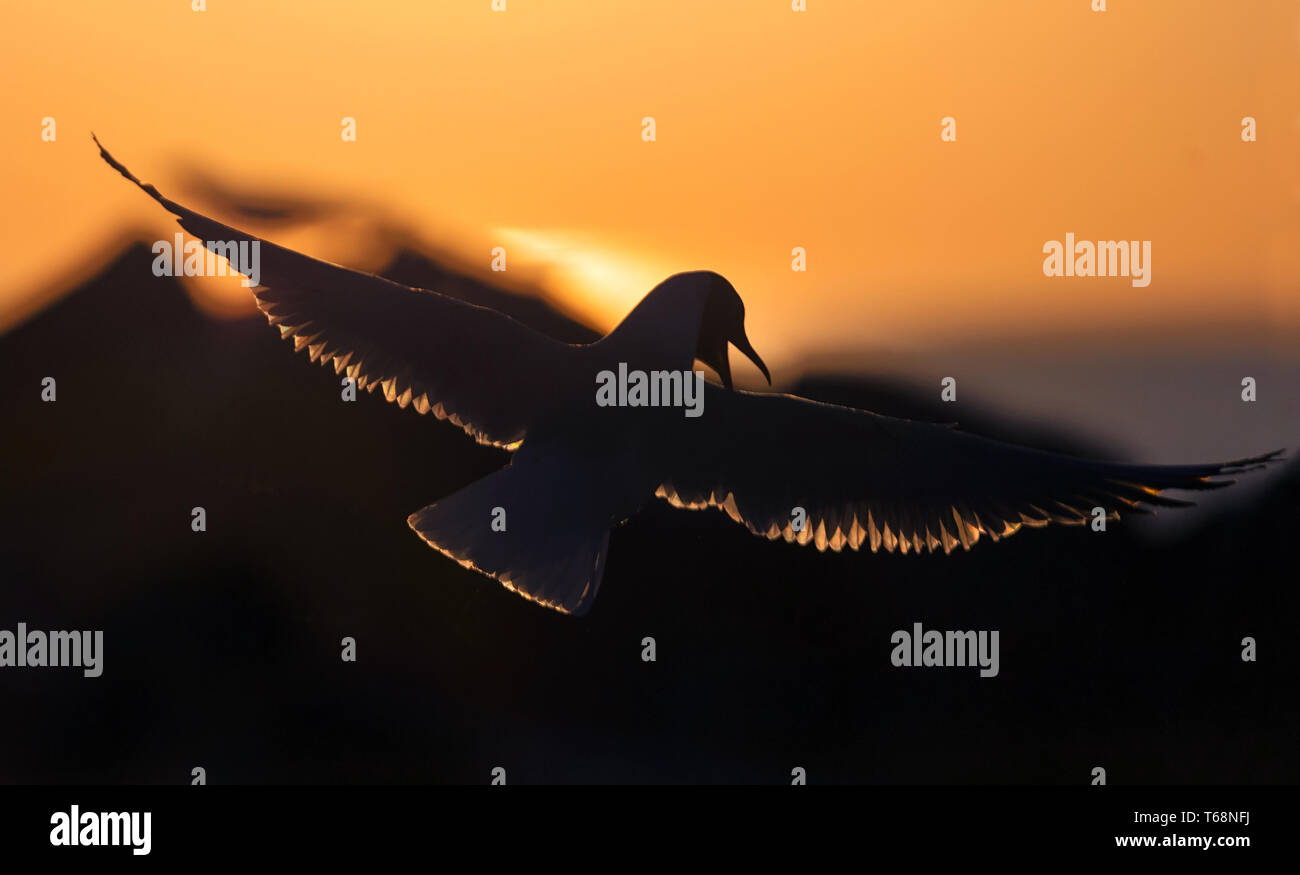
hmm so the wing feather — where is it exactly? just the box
[97,137,574,448]
[656,387,1282,555]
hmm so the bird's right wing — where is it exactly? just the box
[655,387,1281,554]
[98,138,574,448]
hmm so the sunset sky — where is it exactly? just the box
[2,0,1297,390]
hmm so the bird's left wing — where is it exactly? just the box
[98,138,574,448]
[655,387,1281,554]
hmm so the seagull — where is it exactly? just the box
[97,138,1283,616]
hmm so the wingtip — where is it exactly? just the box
[91,133,116,170]
[1188,448,1286,490]
[92,134,170,210]
[1217,448,1286,477]
[93,134,135,181]
[91,131,113,164]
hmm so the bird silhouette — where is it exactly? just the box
[97,138,1282,616]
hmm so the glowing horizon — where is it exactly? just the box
[2,0,1298,367]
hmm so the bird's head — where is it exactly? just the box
[690,272,771,390]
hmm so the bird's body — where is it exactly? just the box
[97,137,1283,616]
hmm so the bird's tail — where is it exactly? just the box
[407,460,612,616]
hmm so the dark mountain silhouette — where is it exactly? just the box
[374,248,600,345]
[0,242,1294,784]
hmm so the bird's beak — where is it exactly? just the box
[713,343,734,390]
[732,329,771,387]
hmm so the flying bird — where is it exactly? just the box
[97,138,1282,616]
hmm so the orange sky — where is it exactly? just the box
[2,0,1298,372]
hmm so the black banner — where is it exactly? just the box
[0,786,1283,861]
